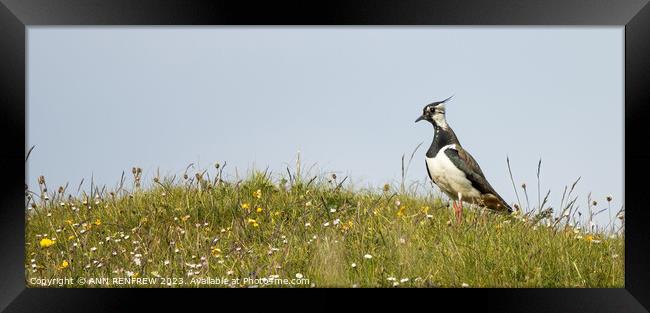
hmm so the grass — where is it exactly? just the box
[25,162,624,288]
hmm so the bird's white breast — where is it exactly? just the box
[426,144,481,201]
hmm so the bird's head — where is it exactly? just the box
[415,95,453,128]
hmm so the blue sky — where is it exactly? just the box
[27,27,623,226]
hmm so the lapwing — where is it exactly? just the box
[415,96,512,223]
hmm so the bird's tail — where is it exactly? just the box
[495,193,513,213]
[501,199,513,213]
[484,193,513,213]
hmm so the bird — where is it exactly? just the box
[415,96,512,223]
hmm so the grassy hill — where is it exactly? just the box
[25,167,623,288]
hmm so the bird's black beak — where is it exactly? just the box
[415,115,425,123]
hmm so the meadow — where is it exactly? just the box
[25,160,624,288]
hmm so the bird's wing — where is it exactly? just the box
[443,146,493,194]
[444,146,511,212]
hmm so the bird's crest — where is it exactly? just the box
[426,95,454,115]
[430,95,454,110]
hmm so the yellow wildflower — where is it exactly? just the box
[254,189,262,199]
[58,260,69,270]
[211,247,222,257]
[247,218,260,227]
[241,203,250,210]
[421,206,430,214]
[396,206,406,217]
[68,235,75,240]
[256,207,263,213]
[65,219,73,225]
[39,238,55,248]
[584,235,600,243]
[94,219,102,226]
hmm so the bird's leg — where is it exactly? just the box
[452,201,460,224]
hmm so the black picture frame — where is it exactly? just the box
[1,0,649,312]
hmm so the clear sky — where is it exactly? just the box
[27,27,623,226]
